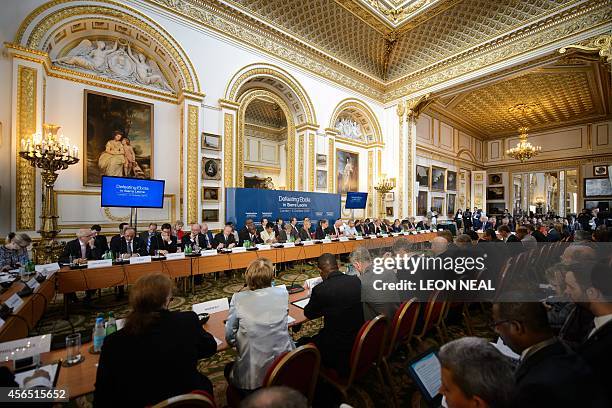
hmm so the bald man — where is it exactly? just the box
[59,228,104,264]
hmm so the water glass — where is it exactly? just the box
[65,333,82,365]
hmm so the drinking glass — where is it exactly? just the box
[65,333,82,365]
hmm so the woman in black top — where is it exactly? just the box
[454,209,463,231]
[94,273,217,407]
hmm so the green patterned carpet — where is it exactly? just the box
[34,261,494,408]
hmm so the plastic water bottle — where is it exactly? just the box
[93,317,106,352]
[105,311,117,335]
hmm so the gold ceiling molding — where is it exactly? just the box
[237,89,296,190]
[328,98,384,146]
[560,33,612,63]
[245,98,288,129]
[225,64,317,125]
[486,154,612,173]
[427,61,609,139]
[16,0,200,93]
[385,0,612,101]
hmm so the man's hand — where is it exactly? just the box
[228,243,236,249]
[217,243,224,249]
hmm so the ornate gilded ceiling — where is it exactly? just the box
[427,60,611,139]
[245,98,288,129]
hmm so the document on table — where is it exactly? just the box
[292,297,310,309]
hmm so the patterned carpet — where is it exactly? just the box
[34,260,494,408]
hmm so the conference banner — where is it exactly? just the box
[225,188,341,229]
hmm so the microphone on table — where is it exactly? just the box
[286,273,305,294]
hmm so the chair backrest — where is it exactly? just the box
[347,315,388,384]
[415,291,446,337]
[151,390,216,408]
[263,344,321,403]
[384,299,419,358]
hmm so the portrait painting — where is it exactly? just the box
[336,150,359,195]
[432,196,444,216]
[202,209,219,222]
[593,165,609,177]
[447,171,457,191]
[316,170,327,190]
[488,173,502,185]
[84,90,153,186]
[417,191,428,216]
[431,166,446,191]
[416,165,429,187]
[385,207,393,217]
[447,194,456,217]
[202,133,221,151]
[202,158,222,181]
[202,187,219,202]
[316,154,327,167]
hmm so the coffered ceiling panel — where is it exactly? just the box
[428,61,610,139]
[245,98,288,129]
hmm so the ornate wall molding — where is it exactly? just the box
[16,0,200,94]
[368,150,374,217]
[328,98,384,145]
[224,113,235,187]
[186,104,199,223]
[308,133,315,191]
[396,100,405,218]
[298,134,304,190]
[560,33,612,63]
[328,138,335,193]
[16,65,37,231]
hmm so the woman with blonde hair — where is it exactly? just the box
[0,233,32,271]
[225,258,294,395]
[95,273,217,407]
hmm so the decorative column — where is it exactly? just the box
[180,91,204,224]
[396,101,405,218]
[401,94,432,218]
[325,128,339,194]
[296,124,318,192]
[219,99,239,223]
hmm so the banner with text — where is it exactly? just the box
[225,188,341,229]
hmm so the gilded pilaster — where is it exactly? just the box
[308,133,315,191]
[328,138,335,193]
[298,134,304,191]
[223,112,234,187]
[368,150,374,218]
[396,101,405,218]
[16,66,37,230]
[186,104,199,224]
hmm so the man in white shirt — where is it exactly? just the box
[344,220,357,237]
[260,223,277,244]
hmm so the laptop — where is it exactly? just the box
[406,349,444,408]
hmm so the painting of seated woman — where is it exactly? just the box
[84,90,153,186]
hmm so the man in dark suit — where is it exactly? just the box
[298,253,364,376]
[110,227,147,256]
[59,229,104,302]
[181,224,207,250]
[90,224,108,253]
[238,224,263,246]
[109,222,129,251]
[238,219,254,239]
[298,219,313,241]
[326,219,342,237]
[566,259,612,402]
[369,219,383,235]
[277,223,297,243]
[149,223,177,255]
[314,219,329,240]
[491,301,609,407]
[289,217,300,239]
[200,223,215,250]
[213,225,236,249]
[139,223,159,254]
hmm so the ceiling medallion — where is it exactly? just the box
[507,102,539,115]
[506,127,541,162]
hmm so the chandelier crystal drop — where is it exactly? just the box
[506,127,541,162]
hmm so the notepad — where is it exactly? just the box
[292,297,310,309]
[14,362,60,388]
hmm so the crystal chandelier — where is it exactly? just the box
[506,127,541,162]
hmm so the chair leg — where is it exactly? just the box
[382,358,399,408]
[376,365,394,408]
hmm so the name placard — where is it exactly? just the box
[26,278,40,290]
[5,294,24,310]
[355,236,364,240]
[0,334,52,362]
[129,256,152,265]
[411,231,417,235]
[321,239,332,244]
[34,263,60,276]
[403,231,410,235]
[302,241,314,246]
[256,244,272,250]
[369,235,377,239]
[201,249,218,257]
[165,252,186,260]
[381,234,389,238]
[192,297,230,315]
[283,242,295,248]
[88,259,113,269]
[338,237,349,242]
[231,247,247,253]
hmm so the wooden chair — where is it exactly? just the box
[262,344,321,404]
[151,390,216,408]
[382,299,420,407]
[319,315,392,407]
[413,291,448,344]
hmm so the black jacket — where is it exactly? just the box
[149,235,178,255]
[578,319,612,402]
[304,271,364,375]
[94,310,217,407]
[314,226,327,240]
[513,339,609,408]
[238,230,263,246]
[109,236,148,256]
[298,227,311,241]
[139,231,159,250]
[181,233,208,250]
[59,239,104,263]
[94,235,109,253]
[213,232,236,248]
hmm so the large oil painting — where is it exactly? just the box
[84,90,153,186]
[336,149,359,195]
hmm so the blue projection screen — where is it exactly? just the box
[345,192,368,209]
[225,188,341,229]
[101,176,165,208]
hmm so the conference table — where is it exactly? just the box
[4,232,437,399]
